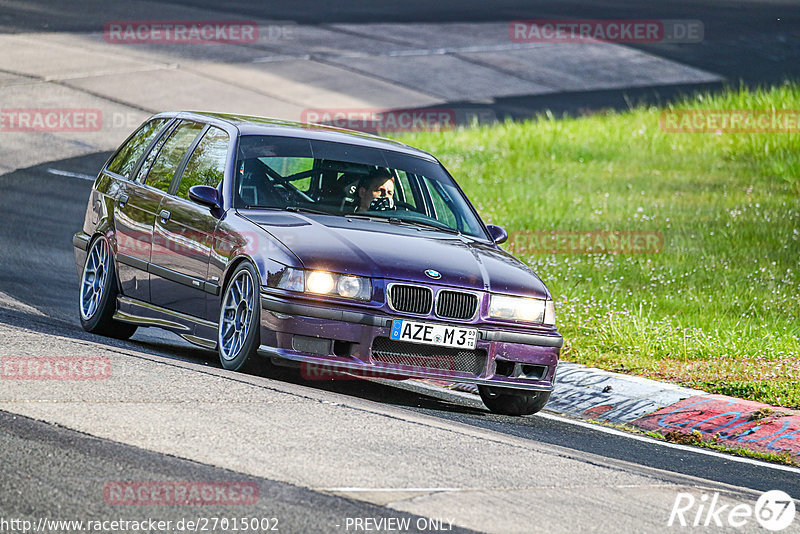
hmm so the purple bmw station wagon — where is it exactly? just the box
[73,111,563,415]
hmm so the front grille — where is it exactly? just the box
[371,337,486,376]
[388,284,432,315]
[436,290,478,320]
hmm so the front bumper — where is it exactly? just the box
[258,293,562,392]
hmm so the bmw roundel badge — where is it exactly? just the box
[425,269,442,279]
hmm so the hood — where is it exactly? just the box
[243,211,549,299]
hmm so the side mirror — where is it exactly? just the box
[486,224,508,244]
[188,185,220,209]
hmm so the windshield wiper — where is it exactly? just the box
[346,213,462,236]
[284,205,334,216]
[345,213,377,221]
[387,217,461,235]
[348,212,460,234]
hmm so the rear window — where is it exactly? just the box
[106,118,169,179]
[144,121,205,193]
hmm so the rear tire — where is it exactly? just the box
[478,385,550,416]
[218,262,261,372]
[79,235,138,340]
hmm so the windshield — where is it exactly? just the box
[234,135,489,239]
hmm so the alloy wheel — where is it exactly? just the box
[219,269,255,361]
[80,237,110,321]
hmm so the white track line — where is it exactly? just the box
[0,290,46,317]
[321,487,462,493]
[47,168,94,181]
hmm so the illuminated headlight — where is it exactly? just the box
[307,271,371,300]
[271,267,371,300]
[489,294,555,324]
[307,271,335,294]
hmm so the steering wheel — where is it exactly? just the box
[394,200,416,212]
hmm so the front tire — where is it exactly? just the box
[79,235,138,339]
[218,262,261,372]
[478,385,551,416]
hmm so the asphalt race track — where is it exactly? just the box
[0,410,471,534]
[5,0,799,85]
[2,0,799,119]
[1,1,800,532]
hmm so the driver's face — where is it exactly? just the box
[359,178,394,209]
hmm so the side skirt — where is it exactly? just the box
[114,296,217,350]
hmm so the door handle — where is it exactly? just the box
[119,194,129,207]
[159,209,171,223]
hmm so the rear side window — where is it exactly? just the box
[175,126,229,200]
[106,118,169,179]
[145,121,205,193]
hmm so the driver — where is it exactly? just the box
[356,168,395,211]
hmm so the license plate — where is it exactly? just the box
[390,319,477,350]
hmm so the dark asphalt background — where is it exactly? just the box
[0,409,476,534]
[1,0,798,117]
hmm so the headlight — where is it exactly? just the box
[308,270,371,300]
[307,271,335,294]
[337,275,367,299]
[273,267,371,301]
[489,294,554,324]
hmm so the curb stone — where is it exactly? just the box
[547,361,703,423]
[422,360,800,460]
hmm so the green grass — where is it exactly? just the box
[395,82,800,408]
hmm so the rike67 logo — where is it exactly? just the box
[669,490,796,531]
